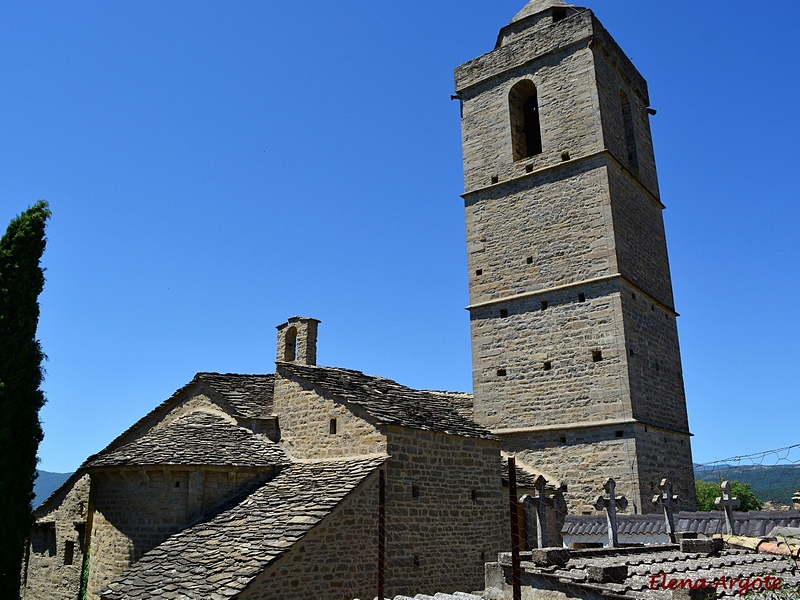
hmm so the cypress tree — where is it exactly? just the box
[0,200,51,599]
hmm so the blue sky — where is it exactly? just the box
[1,1,797,473]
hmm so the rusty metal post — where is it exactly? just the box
[508,457,522,600]
[378,469,386,600]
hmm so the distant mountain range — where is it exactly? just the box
[34,470,72,507]
[695,464,800,505]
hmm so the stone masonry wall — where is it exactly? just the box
[21,474,90,600]
[620,286,689,434]
[241,428,503,600]
[383,426,504,594]
[459,40,603,194]
[592,32,659,197]
[607,163,674,308]
[272,372,387,460]
[634,427,696,511]
[85,467,273,599]
[471,281,632,429]
[239,468,381,600]
[500,425,643,515]
[465,159,617,307]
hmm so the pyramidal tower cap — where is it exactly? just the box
[511,0,571,23]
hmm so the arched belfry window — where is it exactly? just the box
[620,90,639,170]
[284,327,298,362]
[509,80,543,161]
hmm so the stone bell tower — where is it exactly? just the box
[454,0,695,513]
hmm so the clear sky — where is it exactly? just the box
[1,1,798,473]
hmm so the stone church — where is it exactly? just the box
[22,1,696,598]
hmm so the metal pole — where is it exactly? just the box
[378,469,386,600]
[508,457,521,600]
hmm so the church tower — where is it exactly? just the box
[455,0,695,513]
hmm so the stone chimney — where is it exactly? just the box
[276,317,320,366]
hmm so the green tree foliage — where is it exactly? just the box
[0,200,51,599]
[695,479,764,512]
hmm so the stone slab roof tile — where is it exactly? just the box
[563,510,800,537]
[519,547,800,598]
[100,456,386,600]
[197,372,275,419]
[85,411,287,468]
[278,362,492,439]
[501,459,546,489]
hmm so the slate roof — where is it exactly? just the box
[501,459,549,489]
[85,411,287,469]
[278,362,493,440]
[499,545,800,599]
[197,372,274,419]
[563,510,800,538]
[100,456,386,600]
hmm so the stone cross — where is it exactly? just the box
[594,478,628,548]
[715,481,740,535]
[652,478,680,543]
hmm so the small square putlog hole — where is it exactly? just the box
[578,292,586,303]
[526,256,534,265]
[475,269,483,276]
[497,368,507,377]
[540,300,548,311]
[615,430,624,438]
[491,175,499,184]
[543,361,552,371]
[499,308,509,318]
[592,350,603,362]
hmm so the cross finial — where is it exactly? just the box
[715,481,740,535]
[652,478,680,543]
[594,478,628,548]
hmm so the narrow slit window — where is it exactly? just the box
[578,293,586,303]
[540,300,548,311]
[509,80,543,160]
[412,486,420,499]
[329,418,337,434]
[499,308,509,318]
[64,541,74,566]
[560,435,567,444]
[620,90,639,170]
